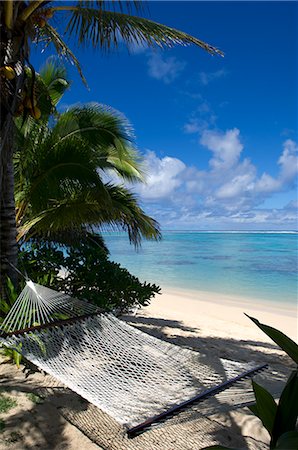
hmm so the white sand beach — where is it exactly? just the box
[145,288,297,342]
[0,288,296,449]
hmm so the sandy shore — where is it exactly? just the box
[145,287,297,342]
[0,288,296,449]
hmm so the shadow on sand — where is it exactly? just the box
[0,312,294,450]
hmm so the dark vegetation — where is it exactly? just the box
[19,240,161,313]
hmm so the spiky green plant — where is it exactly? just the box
[203,317,298,450]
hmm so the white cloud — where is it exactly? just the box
[199,69,227,86]
[147,53,186,84]
[183,100,217,134]
[254,173,281,193]
[132,132,298,230]
[216,173,255,200]
[255,139,298,194]
[200,128,243,170]
[183,118,202,134]
[134,151,186,200]
[278,139,298,183]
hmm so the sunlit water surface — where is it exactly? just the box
[103,232,298,305]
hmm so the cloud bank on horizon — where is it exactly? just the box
[131,129,298,231]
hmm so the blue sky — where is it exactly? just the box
[32,1,298,230]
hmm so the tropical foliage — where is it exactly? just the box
[0,0,222,289]
[19,241,161,313]
[203,317,298,450]
[0,278,22,367]
[14,59,161,248]
[8,59,161,317]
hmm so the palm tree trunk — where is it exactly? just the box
[0,25,25,296]
[0,139,18,294]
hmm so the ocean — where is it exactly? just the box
[103,231,298,305]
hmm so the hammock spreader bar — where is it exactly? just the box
[127,363,268,438]
[0,311,102,338]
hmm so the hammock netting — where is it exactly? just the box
[0,281,266,437]
[0,281,98,332]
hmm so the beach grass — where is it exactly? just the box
[26,392,44,404]
[0,394,17,414]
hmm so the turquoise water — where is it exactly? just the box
[104,232,298,305]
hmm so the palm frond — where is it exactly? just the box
[48,104,140,178]
[19,184,161,246]
[77,1,145,14]
[103,184,161,245]
[39,57,70,105]
[15,89,160,247]
[4,0,13,29]
[19,1,46,22]
[63,7,223,55]
[50,104,134,148]
[42,23,88,86]
[13,61,68,132]
[105,147,145,182]
[25,231,109,255]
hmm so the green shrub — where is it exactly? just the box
[0,278,18,323]
[19,242,66,289]
[0,279,23,367]
[19,239,161,313]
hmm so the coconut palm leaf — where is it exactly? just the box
[105,147,145,182]
[15,63,160,247]
[39,57,70,105]
[15,103,143,214]
[42,23,88,87]
[77,1,145,14]
[59,7,223,55]
[49,104,134,151]
[16,137,112,218]
[13,59,69,138]
[18,184,161,246]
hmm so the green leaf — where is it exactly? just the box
[275,431,298,449]
[13,350,22,369]
[271,370,298,447]
[65,7,223,56]
[6,277,18,303]
[245,315,298,364]
[248,403,259,416]
[43,24,88,87]
[251,380,277,436]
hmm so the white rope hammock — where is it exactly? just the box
[0,281,98,332]
[0,281,267,436]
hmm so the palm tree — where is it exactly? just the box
[15,60,160,249]
[0,1,223,288]
[15,103,161,247]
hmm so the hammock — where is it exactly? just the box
[0,281,267,438]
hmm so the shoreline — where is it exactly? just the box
[161,284,297,315]
[143,286,297,342]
